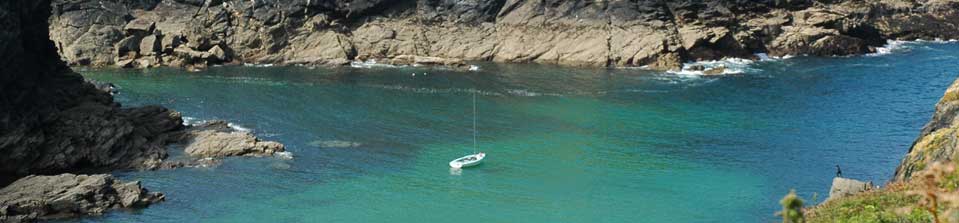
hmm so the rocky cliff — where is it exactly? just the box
[48,0,959,70]
[894,78,959,181]
[1,0,286,220]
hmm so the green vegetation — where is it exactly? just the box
[803,162,959,223]
[779,189,805,223]
[806,185,929,223]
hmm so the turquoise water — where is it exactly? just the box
[70,42,959,222]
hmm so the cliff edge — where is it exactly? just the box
[49,0,959,70]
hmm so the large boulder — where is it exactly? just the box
[179,121,285,158]
[114,35,143,59]
[827,177,874,201]
[0,174,164,222]
[123,18,155,35]
[139,35,160,56]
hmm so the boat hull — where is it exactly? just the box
[449,153,485,168]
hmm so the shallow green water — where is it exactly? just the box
[70,41,959,222]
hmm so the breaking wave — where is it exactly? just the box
[867,39,959,57]
[667,57,761,76]
[350,59,405,69]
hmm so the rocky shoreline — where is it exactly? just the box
[3,0,959,221]
[0,174,164,223]
[49,0,959,71]
[1,0,287,221]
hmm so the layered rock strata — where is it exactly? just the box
[49,0,959,70]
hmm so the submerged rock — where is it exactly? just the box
[308,140,362,148]
[0,174,164,222]
[702,66,727,76]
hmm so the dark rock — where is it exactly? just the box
[1,0,286,221]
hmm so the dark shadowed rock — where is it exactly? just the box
[1,0,286,221]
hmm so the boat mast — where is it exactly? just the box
[473,89,477,154]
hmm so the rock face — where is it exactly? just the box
[0,174,164,222]
[48,0,959,70]
[1,0,285,220]
[894,78,959,181]
[1,0,179,184]
[827,177,874,201]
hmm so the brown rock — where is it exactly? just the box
[179,121,285,158]
[114,35,143,59]
[124,18,155,35]
[160,34,182,54]
[702,66,726,76]
[208,45,227,62]
[139,35,160,56]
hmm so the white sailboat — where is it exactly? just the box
[449,90,485,169]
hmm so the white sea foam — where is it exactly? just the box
[867,40,910,56]
[227,122,252,132]
[182,116,199,125]
[350,59,404,69]
[243,63,275,67]
[866,39,959,56]
[667,57,759,76]
[754,53,793,61]
[468,65,480,71]
[274,151,294,160]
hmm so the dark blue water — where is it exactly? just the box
[70,41,959,222]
